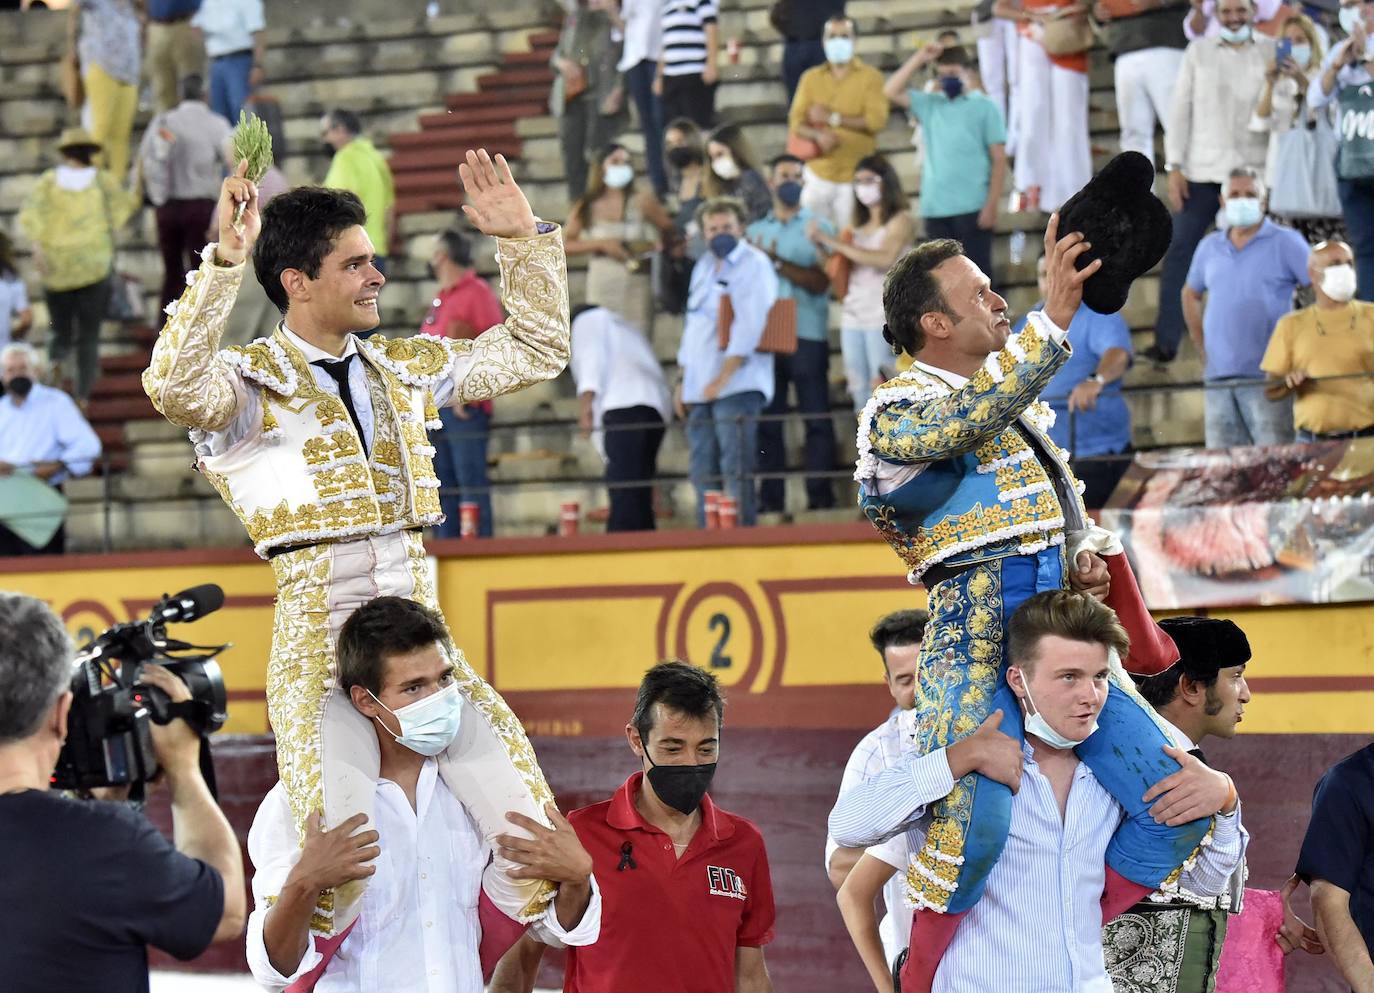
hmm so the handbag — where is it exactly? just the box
[825,228,855,300]
[1040,11,1094,56]
[1337,82,1374,180]
[716,295,798,354]
[786,131,821,161]
[1269,111,1341,219]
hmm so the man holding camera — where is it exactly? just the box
[0,591,245,993]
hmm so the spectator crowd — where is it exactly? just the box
[2,0,1374,553]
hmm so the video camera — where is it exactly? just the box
[52,584,231,796]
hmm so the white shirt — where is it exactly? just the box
[569,306,671,459]
[192,0,265,58]
[616,0,663,71]
[245,760,602,993]
[866,832,913,968]
[0,381,102,484]
[821,709,911,969]
[1165,35,1275,183]
[828,743,1247,993]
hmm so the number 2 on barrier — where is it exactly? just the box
[707,613,733,669]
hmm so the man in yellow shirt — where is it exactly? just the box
[787,16,890,229]
[1261,240,1374,441]
[321,108,397,276]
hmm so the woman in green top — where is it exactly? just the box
[17,128,138,404]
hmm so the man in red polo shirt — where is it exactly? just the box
[421,228,503,537]
[491,661,777,992]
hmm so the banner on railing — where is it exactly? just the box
[1100,438,1374,608]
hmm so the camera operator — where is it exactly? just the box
[0,591,245,993]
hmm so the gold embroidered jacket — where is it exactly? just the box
[854,314,1089,582]
[142,231,570,556]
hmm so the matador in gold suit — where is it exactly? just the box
[143,155,566,936]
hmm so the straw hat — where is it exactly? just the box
[56,126,102,155]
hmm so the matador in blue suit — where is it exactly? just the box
[852,217,1219,993]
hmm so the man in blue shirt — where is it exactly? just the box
[0,343,101,556]
[1183,166,1309,448]
[883,43,1007,282]
[747,153,837,514]
[1014,253,1134,507]
[676,197,779,526]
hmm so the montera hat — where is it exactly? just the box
[1156,616,1252,680]
[1056,151,1172,315]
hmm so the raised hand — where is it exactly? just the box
[459,149,538,240]
[215,160,260,266]
[1041,210,1101,331]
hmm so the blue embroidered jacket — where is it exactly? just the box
[854,313,1089,583]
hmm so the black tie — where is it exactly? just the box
[312,355,368,455]
[1189,746,1207,766]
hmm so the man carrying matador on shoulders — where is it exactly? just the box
[829,154,1244,992]
[143,149,573,948]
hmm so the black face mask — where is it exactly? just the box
[645,753,717,815]
[321,141,337,159]
[666,146,701,170]
[4,376,33,400]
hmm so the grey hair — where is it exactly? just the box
[0,341,41,372]
[0,592,73,742]
[1226,166,1267,201]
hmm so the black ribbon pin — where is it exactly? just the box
[617,841,636,871]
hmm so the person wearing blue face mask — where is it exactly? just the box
[747,153,839,514]
[245,596,603,992]
[884,43,1008,284]
[676,197,779,526]
[1182,166,1311,448]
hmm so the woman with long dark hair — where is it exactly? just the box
[564,143,676,331]
[809,154,915,411]
[701,123,773,223]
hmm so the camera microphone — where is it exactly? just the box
[153,584,225,625]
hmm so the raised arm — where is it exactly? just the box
[432,151,569,406]
[142,164,259,432]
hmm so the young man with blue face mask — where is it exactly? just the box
[883,43,1006,284]
[1181,166,1310,448]
[244,597,601,992]
[747,153,839,514]
[675,197,779,526]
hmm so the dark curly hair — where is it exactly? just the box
[253,186,368,314]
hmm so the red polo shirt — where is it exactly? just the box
[562,772,776,993]
[420,270,504,413]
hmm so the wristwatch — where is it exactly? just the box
[1090,374,1106,386]
[828,110,842,128]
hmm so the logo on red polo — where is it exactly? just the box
[707,865,747,901]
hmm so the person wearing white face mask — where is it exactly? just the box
[788,15,890,229]
[565,143,677,333]
[1182,166,1311,448]
[1311,0,1374,302]
[1262,239,1374,439]
[245,596,602,992]
[829,590,1244,993]
[701,124,774,223]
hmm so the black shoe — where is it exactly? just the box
[1141,344,1176,364]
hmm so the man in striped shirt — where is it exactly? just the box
[830,592,1245,993]
[655,0,719,127]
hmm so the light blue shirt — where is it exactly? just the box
[0,382,102,484]
[829,742,1247,993]
[192,0,265,58]
[0,275,29,348]
[908,89,1006,219]
[746,208,834,344]
[678,240,779,405]
[1185,218,1310,381]
[1014,303,1134,457]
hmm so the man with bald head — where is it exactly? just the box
[1262,240,1374,441]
